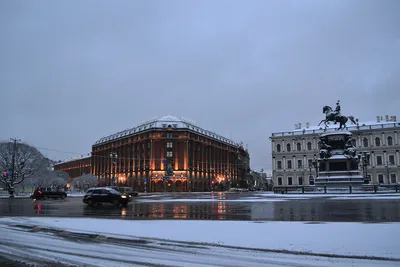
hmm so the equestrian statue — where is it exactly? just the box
[318,100,357,130]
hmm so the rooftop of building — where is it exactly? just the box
[271,115,399,138]
[93,115,241,147]
[54,154,91,165]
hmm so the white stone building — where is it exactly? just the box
[270,115,400,187]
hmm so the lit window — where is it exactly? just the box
[166,142,173,148]
[167,151,173,157]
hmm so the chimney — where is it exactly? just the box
[377,116,381,122]
[306,122,310,128]
[393,116,397,122]
[298,123,302,129]
[385,115,389,122]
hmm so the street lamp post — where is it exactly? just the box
[110,152,118,186]
[359,151,370,184]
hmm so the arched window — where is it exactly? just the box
[375,137,381,147]
[307,142,312,151]
[387,136,393,146]
[296,143,301,151]
[363,138,368,148]
[351,139,356,147]
[276,144,281,152]
[286,143,291,152]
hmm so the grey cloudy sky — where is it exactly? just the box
[1,0,399,172]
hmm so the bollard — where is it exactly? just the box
[349,185,352,194]
[324,186,327,194]
[302,186,305,194]
[374,185,377,193]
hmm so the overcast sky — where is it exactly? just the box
[1,0,399,172]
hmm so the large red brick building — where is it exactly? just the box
[56,115,250,192]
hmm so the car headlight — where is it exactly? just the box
[121,195,127,199]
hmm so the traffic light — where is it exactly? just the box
[2,171,7,178]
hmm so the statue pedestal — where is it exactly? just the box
[315,132,364,187]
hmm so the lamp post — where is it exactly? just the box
[110,152,118,186]
[359,151,370,184]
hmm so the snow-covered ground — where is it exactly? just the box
[0,217,399,266]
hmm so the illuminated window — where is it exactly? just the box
[167,151,173,157]
[166,142,173,148]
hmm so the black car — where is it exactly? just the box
[117,187,139,200]
[30,187,67,200]
[83,187,129,207]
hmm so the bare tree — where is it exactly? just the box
[0,141,49,197]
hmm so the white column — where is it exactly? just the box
[358,135,362,148]
[395,132,399,145]
[371,153,375,167]
[282,140,285,152]
[302,139,306,151]
[273,158,276,170]
[396,151,400,166]
[382,132,386,146]
[384,152,387,165]
[370,133,373,147]
[283,157,286,170]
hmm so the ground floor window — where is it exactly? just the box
[378,174,384,184]
[288,177,293,185]
[278,177,282,185]
[298,176,303,185]
[390,174,397,184]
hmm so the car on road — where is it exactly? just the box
[118,187,139,200]
[83,187,129,207]
[30,187,67,200]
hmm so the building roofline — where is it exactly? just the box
[270,121,400,138]
[93,115,241,148]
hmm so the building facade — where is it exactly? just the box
[90,115,249,192]
[54,156,91,179]
[270,116,400,187]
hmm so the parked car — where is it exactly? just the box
[30,187,67,200]
[83,187,129,207]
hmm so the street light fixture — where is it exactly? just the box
[110,152,118,185]
[359,151,370,184]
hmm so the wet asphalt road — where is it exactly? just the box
[1,192,400,222]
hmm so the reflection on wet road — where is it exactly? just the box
[1,193,400,222]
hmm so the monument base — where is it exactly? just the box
[315,171,364,187]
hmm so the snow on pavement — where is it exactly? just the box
[1,218,399,267]
[1,217,399,260]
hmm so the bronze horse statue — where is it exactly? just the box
[318,105,357,130]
